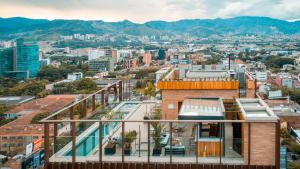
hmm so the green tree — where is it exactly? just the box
[37,65,64,82]
[143,81,156,97]
[0,77,17,88]
[200,56,220,65]
[74,78,97,91]
[37,64,81,82]
[52,78,98,94]
[8,80,48,98]
[53,82,75,94]
[84,71,96,77]
[31,112,49,124]
[264,56,294,68]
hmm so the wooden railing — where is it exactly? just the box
[157,81,239,90]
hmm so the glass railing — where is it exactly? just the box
[43,120,252,164]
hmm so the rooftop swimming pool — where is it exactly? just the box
[61,101,141,157]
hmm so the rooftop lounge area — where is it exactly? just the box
[40,81,280,169]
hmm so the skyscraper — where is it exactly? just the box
[158,48,166,60]
[0,39,40,79]
[0,48,14,77]
[11,39,40,79]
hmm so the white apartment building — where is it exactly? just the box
[88,49,105,60]
[255,71,268,81]
[67,72,83,81]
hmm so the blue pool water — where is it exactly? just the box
[66,122,118,156]
[65,102,139,156]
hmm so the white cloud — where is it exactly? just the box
[0,0,300,22]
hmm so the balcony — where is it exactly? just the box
[43,119,252,163]
[40,81,279,169]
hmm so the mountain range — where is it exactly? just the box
[0,16,300,40]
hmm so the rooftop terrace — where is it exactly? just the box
[40,80,279,169]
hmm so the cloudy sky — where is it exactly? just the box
[0,0,300,23]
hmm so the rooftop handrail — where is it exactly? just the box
[41,80,122,122]
[40,119,278,123]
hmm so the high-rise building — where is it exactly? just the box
[0,39,40,79]
[88,57,114,72]
[13,39,40,79]
[88,49,105,60]
[0,48,14,77]
[158,48,166,60]
[143,51,151,66]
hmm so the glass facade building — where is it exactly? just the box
[0,48,14,77]
[15,39,40,79]
[0,39,40,79]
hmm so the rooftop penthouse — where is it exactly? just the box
[40,80,280,169]
[156,66,255,119]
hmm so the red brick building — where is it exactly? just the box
[0,95,77,155]
[157,68,255,119]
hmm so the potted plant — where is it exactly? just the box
[151,122,164,156]
[104,137,116,155]
[124,130,137,155]
[143,115,150,120]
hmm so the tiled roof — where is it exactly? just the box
[4,95,77,114]
[0,95,77,136]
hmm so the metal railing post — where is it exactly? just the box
[254,78,257,98]
[219,122,222,164]
[99,121,102,162]
[92,95,96,111]
[119,81,123,101]
[248,122,251,166]
[82,99,87,117]
[53,115,58,154]
[147,122,150,163]
[276,120,280,169]
[101,90,105,105]
[44,123,50,169]
[69,106,74,119]
[138,125,141,157]
[40,117,274,166]
[127,80,130,101]
[169,122,172,163]
[196,123,198,164]
[129,79,131,100]
[122,121,125,162]
[71,121,76,163]
[122,80,125,100]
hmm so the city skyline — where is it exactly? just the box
[0,0,300,23]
